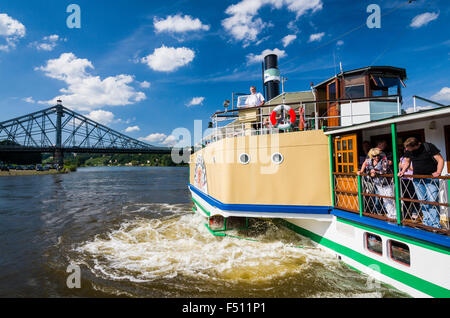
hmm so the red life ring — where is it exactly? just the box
[270,105,296,130]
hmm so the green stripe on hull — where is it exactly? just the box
[192,198,210,216]
[190,193,449,297]
[279,219,450,298]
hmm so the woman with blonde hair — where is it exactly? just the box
[358,148,396,220]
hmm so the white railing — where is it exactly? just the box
[202,95,445,146]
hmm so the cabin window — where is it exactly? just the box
[328,82,337,101]
[345,85,365,99]
[365,233,383,256]
[388,240,410,266]
[237,96,248,107]
[371,76,400,97]
[334,134,358,174]
[239,153,250,165]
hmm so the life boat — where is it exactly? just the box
[270,105,296,130]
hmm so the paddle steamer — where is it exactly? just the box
[189,54,450,298]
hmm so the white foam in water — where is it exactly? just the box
[126,203,189,214]
[76,212,340,284]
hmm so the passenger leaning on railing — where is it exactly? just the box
[245,86,265,107]
[398,137,445,229]
[399,150,418,220]
[358,148,397,220]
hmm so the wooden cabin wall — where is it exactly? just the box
[316,88,328,116]
[365,75,371,97]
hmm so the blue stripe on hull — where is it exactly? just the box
[189,184,332,215]
[332,209,450,250]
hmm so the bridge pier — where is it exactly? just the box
[55,101,64,170]
[54,149,64,170]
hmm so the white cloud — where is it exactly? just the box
[30,34,65,51]
[308,32,324,42]
[161,135,178,146]
[36,53,146,111]
[86,110,116,125]
[139,133,168,143]
[282,34,297,47]
[140,81,151,88]
[22,96,36,103]
[222,0,322,46]
[139,133,179,146]
[125,125,140,133]
[0,13,26,51]
[287,20,299,33]
[246,48,286,64]
[154,14,210,33]
[141,45,195,72]
[431,87,450,104]
[187,97,205,106]
[410,12,439,28]
[404,105,435,114]
[255,35,271,46]
[336,40,344,46]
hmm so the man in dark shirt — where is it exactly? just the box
[398,137,444,229]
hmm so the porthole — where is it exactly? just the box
[271,153,284,164]
[239,153,250,165]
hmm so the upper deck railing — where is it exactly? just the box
[203,95,404,146]
[334,172,450,236]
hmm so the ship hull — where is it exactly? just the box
[189,188,450,298]
[188,124,450,298]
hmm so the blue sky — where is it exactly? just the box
[0,0,449,146]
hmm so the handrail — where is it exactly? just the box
[399,197,449,208]
[413,95,446,108]
[333,171,450,235]
[211,95,401,117]
[404,174,450,180]
[332,172,358,176]
[334,171,450,180]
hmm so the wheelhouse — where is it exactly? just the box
[205,66,408,144]
[313,66,407,128]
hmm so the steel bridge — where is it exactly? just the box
[0,102,172,166]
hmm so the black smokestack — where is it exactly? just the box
[264,54,280,101]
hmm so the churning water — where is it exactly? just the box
[0,167,407,297]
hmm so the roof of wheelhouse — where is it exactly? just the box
[313,66,407,89]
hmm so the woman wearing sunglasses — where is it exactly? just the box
[357,148,396,221]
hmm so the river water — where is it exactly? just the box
[0,167,407,298]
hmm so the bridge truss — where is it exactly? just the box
[0,103,172,164]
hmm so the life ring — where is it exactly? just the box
[298,107,305,131]
[270,105,296,130]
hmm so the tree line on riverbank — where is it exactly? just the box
[1,140,187,168]
[43,153,187,168]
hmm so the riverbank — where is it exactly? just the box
[0,170,65,177]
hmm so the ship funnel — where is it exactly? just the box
[263,54,280,101]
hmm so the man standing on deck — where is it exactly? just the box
[398,137,445,229]
[245,86,265,107]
